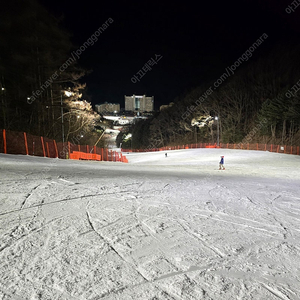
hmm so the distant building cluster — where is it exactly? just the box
[94,95,175,135]
[95,95,154,115]
[124,95,154,112]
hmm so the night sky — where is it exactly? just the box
[40,0,300,110]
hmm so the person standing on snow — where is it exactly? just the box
[219,156,225,170]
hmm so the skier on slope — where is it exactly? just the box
[219,156,225,170]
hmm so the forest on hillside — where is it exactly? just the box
[121,43,300,149]
[1,1,300,150]
[0,0,101,146]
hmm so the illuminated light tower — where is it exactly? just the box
[61,95,65,144]
[61,89,73,143]
[215,116,219,146]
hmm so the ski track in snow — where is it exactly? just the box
[0,149,300,299]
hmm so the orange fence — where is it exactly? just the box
[0,129,128,163]
[69,150,128,163]
[2,129,298,162]
[122,142,300,156]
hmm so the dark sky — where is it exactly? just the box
[40,0,300,109]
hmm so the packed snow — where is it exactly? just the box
[0,148,300,300]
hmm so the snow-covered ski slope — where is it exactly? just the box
[0,148,300,300]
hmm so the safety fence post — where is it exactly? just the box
[24,132,29,155]
[3,129,7,154]
[41,137,46,157]
[46,142,50,157]
[53,140,58,158]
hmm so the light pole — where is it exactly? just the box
[215,116,219,146]
[61,95,65,144]
[1,87,6,129]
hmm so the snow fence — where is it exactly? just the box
[0,129,128,163]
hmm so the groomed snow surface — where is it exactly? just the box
[0,148,300,300]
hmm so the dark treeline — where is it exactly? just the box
[0,0,99,145]
[127,43,300,149]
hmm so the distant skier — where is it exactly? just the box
[165,153,167,158]
[219,156,225,170]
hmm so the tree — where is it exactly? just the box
[0,0,88,142]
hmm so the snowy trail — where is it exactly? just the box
[0,149,300,299]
